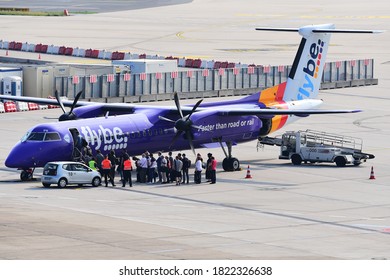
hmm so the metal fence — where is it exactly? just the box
[55,59,376,100]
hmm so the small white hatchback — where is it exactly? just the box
[41,161,101,188]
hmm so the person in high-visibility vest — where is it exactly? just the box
[101,155,115,187]
[88,157,98,171]
[122,156,133,187]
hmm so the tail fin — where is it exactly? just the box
[256,24,383,102]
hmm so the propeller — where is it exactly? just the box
[56,90,83,121]
[158,92,203,154]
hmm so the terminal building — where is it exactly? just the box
[0,39,379,103]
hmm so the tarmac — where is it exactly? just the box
[0,0,390,260]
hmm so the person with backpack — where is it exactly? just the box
[181,153,190,184]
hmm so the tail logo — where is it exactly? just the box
[298,39,325,100]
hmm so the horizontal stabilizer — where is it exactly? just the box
[256,26,384,34]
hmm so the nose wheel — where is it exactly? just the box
[20,168,34,181]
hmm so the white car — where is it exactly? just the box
[41,161,101,188]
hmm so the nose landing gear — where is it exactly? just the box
[20,168,34,181]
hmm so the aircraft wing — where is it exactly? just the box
[215,108,361,116]
[0,94,196,114]
[0,94,361,117]
[0,95,92,107]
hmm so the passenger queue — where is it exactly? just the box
[84,148,217,188]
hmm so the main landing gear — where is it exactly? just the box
[20,168,34,181]
[219,140,240,171]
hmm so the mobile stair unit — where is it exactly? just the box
[260,130,375,167]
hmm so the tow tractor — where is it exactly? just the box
[259,130,375,167]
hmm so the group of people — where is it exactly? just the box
[84,149,218,188]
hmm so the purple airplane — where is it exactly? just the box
[2,24,380,180]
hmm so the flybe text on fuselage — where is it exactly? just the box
[298,39,325,100]
[80,125,128,151]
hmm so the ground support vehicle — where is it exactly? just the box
[259,130,375,167]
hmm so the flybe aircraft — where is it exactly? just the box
[2,24,381,180]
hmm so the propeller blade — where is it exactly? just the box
[69,90,83,114]
[169,130,182,149]
[185,130,196,155]
[185,98,203,121]
[191,124,202,130]
[174,92,184,119]
[54,90,66,114]
[158,116,176,123]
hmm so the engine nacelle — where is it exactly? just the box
[259,118,273,136]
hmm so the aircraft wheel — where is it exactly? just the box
[58,178,68,188]
[20,170,33,181]
[92,177,101,187]
[291,154,302,165]
[222,157,240,171]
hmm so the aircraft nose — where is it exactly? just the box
[5,144,28,168]
[5,140,73,169]
[5,142,42,169]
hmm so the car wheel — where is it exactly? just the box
[58,178,68,188]
[42,183,51,187]
[92,176,101,187]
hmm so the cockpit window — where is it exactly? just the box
[44,132,61,141]
[27,132,45,141]
[21,131,61,142]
